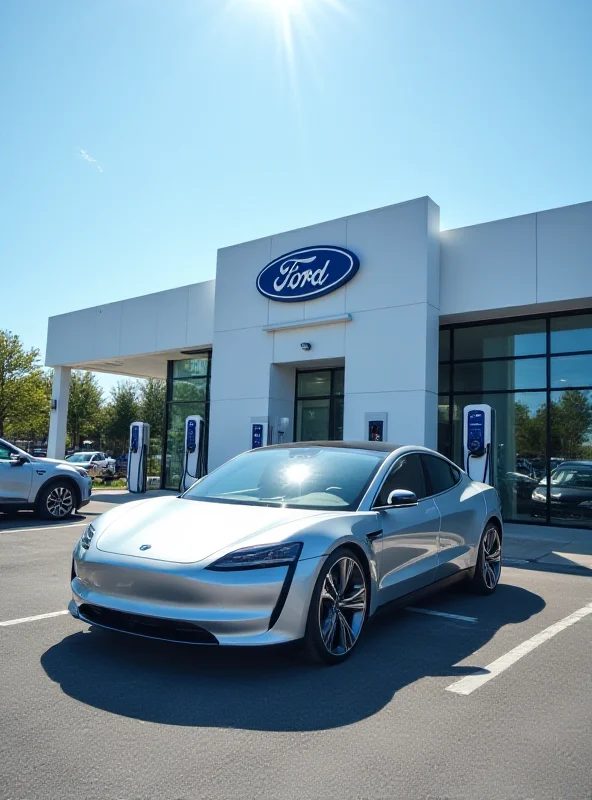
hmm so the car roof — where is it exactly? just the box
[262,440,401,453]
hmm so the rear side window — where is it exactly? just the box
[421,454,460,495]
[376,454,427,505]
[0,444,12,460]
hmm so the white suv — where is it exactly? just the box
[0,439,92,519]
[66,451,116,478]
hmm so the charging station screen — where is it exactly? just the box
[252,424,264,448]
[131,425,139,453]
[467,410,485,454]
[187,419,197,452]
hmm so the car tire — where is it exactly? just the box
[468,523,502,595]
[302,547,368,666]
[38,482,76,520]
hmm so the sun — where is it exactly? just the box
[262,0,306,11]
[254,0,309,22]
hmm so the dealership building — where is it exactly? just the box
[45,196,592,528]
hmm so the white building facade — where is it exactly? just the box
[46,196,592,528]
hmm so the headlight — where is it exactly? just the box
[74,467,89,478]
[532,490,545,501]
[79,523,95,550]
[207,542,302,571]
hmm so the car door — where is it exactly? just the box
[0,443,33,501]
[421,453,484,580]
[373,452,440,604]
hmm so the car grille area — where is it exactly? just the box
[78,603,219,645]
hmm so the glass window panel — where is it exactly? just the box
[296,398,330,441]
[297,371,331,398]
[437,397,451,459]
[164,401,206,490]
[438,363,450,394]
[454,358,546,392]
[452,392,546,523]
[551,354,592,389]
[171,378,207,402]
[332,368,345,396]
[332,397,344,441]
[172,356,209,379]
[549,389,592,526]
[550,314,592,354]
[439,329,451,362]
[454,319,546,360]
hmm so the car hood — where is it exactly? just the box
[533,485,592,503]
[31,456,86,472]
[95,495,340,564]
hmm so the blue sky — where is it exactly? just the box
[1,0,591,395]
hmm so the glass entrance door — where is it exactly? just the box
[295,368,344,442]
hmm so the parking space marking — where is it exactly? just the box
[446,602,592,696]
[406,607,478,623]
[0,522,87,534]
[0,610,68,627]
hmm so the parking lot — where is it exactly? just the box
[1,493,591,800]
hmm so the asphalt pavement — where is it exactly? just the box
[1,493,591,800]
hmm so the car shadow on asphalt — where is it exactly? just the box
[89,490,173,506]
[40,583,545,732]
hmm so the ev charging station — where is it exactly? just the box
[180,414,206,491]
[463,404,496,485]
[127,421,150,494]
[250,421,269,450]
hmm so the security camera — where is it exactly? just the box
[300,342,312,351]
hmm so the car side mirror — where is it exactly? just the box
[10,455,29,467]
[386,489,418,508]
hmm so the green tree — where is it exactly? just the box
[551,390,592,460]
[515,400,546,457]
[105,380,140,442]
[67,371,104,448]
[0,330,50,439]
[138,378,166,437]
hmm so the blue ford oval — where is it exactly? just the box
[256,246,360,302]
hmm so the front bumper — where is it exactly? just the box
[69,554,325,646]
[78,477,93,507]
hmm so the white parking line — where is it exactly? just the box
[0,522,87,534]
[406,607,478,623]
[0,610,69,627]
[446,602,592,695]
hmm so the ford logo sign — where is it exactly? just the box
[256,246,360,303]
[139,544,152,551]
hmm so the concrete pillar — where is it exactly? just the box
[47,367,71,459]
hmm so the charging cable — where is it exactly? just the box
[466,443,491,484]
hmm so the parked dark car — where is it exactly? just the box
[531,461,592,521]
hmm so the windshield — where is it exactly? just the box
[66,453,94,462]
[183,446,386,510]
[551,466,592,488]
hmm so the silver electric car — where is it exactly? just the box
[0,438,92,519]
[69,442,502,664]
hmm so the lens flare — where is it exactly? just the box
[285,463,310,483]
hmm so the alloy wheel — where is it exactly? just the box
[46,486,74,518]
[482,526,502,589]
[318,556,367,656]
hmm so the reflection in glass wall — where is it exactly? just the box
[451,393,546,522]
[438,311,592,527]
[164,354,211,491]
[548,390,592,526]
